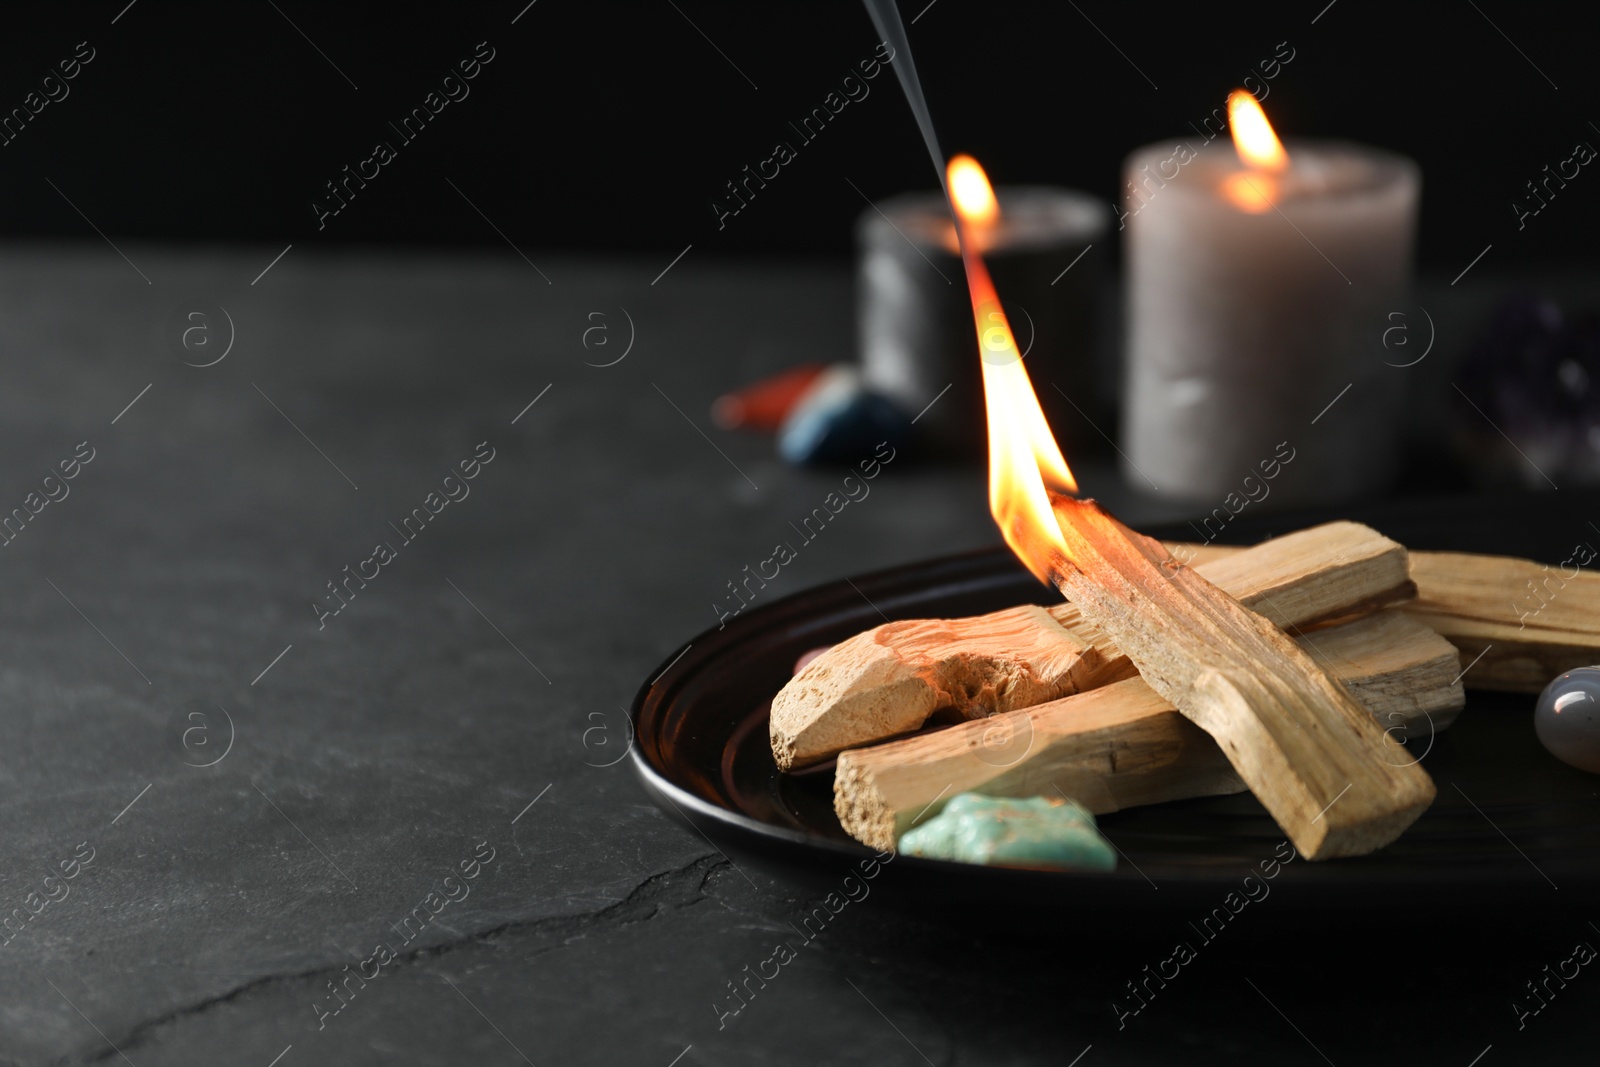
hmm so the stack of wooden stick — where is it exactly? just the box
[770,519,1600,860]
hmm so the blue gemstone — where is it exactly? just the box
[1535,667,1600,773]
[776,367,913,466]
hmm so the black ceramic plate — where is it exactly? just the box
[631,493,1600,915]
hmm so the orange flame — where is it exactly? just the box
[948,154,1000,227]
[1223,90,1288,213]
[1227,90,1288,171]
[946,156,1075,585]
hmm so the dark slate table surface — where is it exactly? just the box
[2,246,1593,1066]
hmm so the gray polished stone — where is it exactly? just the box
[1536,668,1600,773]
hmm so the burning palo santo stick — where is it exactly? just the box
[1040,495,1436,859]
[958,184,1433,859]
[770,521,1411,770]
[836,610,1462,852]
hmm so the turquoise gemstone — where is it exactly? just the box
[897,793,1117,871]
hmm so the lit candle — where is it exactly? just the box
[857,155,1107,455]
[1120,91,1420,506]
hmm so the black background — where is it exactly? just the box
[0,1,1592,269]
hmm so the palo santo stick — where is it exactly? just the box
[1407,551,1600,691]
[836,610,1462,852]
[1046,497,1435,860]
[1130,520,1416,631]
[771,605,1107,773]
[1167,543,1600,693]
[771,521,1410,770]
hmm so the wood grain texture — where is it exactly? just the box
[770,605,1105,772]
[1047,498,1436,860]
[1167,543,1600,692]
[835,610,1460,852]
[771,522,1410,769]
[1405,551,1600,691]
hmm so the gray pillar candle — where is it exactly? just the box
[856,184,1107,456]
[1120,110,1420,505]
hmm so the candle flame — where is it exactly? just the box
[1227,90,1288,171]
[948,154,1000,227]
[1220,170,1280,213]
[946,156,1075,585]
